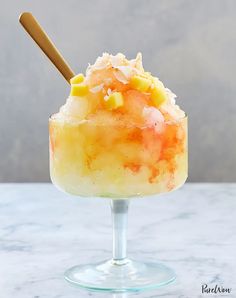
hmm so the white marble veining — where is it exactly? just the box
[0,183,235,298]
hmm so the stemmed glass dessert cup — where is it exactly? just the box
[19,13,187,292]
[49,115,188,293]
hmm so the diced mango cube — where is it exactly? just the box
[70,84,89,97]
[70,73,85,85]
[150,86,167,107]
[104,92,124,110]
[130,75,151,92]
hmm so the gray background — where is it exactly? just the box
[0,0,235,182]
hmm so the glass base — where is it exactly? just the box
[64,259,176,292]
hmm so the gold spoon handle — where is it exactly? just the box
[19,12,75,83]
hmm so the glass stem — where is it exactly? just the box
[110,199,129,264]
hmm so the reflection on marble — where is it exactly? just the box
[0,183,235,298]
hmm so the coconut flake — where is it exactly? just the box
[86,52,145,85]
[130,52,143,71]
[165,88,177,105]
[116,66,135,78]
[85,64,92,79]
[86,53,111,75]
[90,84,104,93]
[113,65,138,84]
[104,88,112,101]
[110,53,126,68]
[113,69,129,84]
[136,52,143,70]
[94,53,110,69]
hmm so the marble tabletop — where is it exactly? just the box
[0,183,235,298]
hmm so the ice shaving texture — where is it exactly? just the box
[55,53,185,124]
[50,53,187,197]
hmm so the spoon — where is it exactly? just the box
[19,12,75,83]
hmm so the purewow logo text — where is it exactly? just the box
[202,284,232,294]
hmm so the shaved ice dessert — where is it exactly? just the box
[49,53,187,197]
